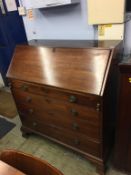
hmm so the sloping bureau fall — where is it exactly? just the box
[7,40,122,175]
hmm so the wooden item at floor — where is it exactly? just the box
[114,58,131,174]
[0,160,25,175]
[0,149,64,175]
[7,40,123,175]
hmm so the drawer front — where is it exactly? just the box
[21,116,101,157]
[17,103,100,140]
[12,89,101,140]
[10,79,101,109]
[12,89,101,124]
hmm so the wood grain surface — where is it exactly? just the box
[7,46,111,95]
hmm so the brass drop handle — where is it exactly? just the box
[69,95,77,103]
[21,85,28,91]
[96,103,101,111]
[74,138,80,145]
[33,122,37,126]
[26,96,32,103]
[72,123,79,130]
[70,109,78,116]
[28,109,34,114]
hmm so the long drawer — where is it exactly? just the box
[18,104,100,140]
[12,90,101,140]
[21,116,101,157]
[12,89,100,124]
[10,79,101,109]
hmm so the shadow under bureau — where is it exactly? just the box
[7,40,122,175]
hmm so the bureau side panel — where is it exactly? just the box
[102,44,122,162]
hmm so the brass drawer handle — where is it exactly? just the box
[69,95,77,103]
[70,109,78,116]
[21,84,28,91]
[96,103,101,111]
[72,123,79,130]
[26,96,32,103]
[74,138,80,145]
[28,109,34,114]
[33,122,37,127]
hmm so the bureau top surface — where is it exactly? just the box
[7,45,112,95]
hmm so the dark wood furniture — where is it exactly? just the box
[0,160,25,175]
[114,58,131,174]
[7,40,122,175]
[126,0,131,12]
[0,149,64,175]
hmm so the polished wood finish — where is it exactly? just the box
[0,160,25,175]
[0,149,63,175]
[114,59,131,174]
[7,46,111,95]
[10,79,101,108]
[7,40,122,175]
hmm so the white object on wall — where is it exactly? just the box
[98,24,124,40]
[18,6,26,16]
[0,74,4,87]
[88,0,125,24]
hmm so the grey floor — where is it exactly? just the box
[0,115,127,175]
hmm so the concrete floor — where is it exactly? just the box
[0,115,127,175]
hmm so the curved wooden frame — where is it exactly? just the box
[0,149,64,175]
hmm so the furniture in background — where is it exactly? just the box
[114,58,131,174]
[0,149,64,175]
[7,40,123,175]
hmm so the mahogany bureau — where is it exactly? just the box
[7,40,122,175]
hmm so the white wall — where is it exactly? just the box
[22,0,97,40]
[21,0,131,54]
